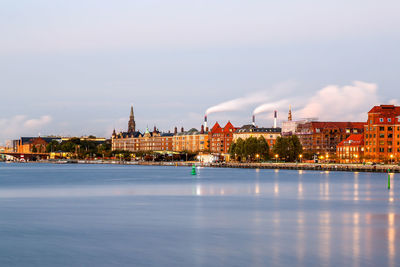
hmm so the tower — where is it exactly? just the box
[288,105,293,121]
[128,106,136,133]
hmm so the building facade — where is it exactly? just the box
[111,107,174,152]
[336,134,364,163]
[295,121,365,156]
[173,126,209,152]
[364,105,400,162]
[209,121,239,154]
[233,125,281,147]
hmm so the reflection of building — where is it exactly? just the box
[364,105,400,162]
[173,126,209,152]
[295,121,365,155]
[209,121,239,154]
[336,134,364,163]
[233,125,281,147]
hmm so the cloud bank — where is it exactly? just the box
[297,81,380,121]
[0,115,53,145]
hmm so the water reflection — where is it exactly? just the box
[388,213,396,267]
[319,212,331,265]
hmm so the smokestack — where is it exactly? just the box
[274,110,277,128]
[174,127,177,134]
[252,115,255,126]
[200,125,204,134]
[204,115,208,130]
[181,127,184,133]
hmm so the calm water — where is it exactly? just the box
[0,163,399,267]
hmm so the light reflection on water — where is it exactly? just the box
[0,163,399,267]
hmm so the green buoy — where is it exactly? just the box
[191,164,196,175]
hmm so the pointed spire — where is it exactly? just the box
[288,105,293,121]
[128,105,136,133]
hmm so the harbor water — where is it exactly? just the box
[0,163,399,266]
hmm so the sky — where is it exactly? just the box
[1,0,399,145]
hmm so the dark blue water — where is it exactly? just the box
[0,163,399,267]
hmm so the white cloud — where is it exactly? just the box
[0,115,53,145]
[297,81,380,121]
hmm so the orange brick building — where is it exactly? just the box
[336,134,364,163]
[209,121,239,154]
[173,126,209,152]
[296,121,365,156]
[364,105,400,163]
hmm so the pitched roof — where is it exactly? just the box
[337,134,364,147]
[368,105,400,115]
[310,121,365,129]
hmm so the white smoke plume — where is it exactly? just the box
[252,99,290,115]
[253,81,395,122]
[205,91,269,115]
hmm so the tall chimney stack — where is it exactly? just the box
[252,115,256,126]
[204,115,208,130]
[274,110,277,128]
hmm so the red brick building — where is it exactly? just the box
[209,121,239,154]
[295,121,365,156]
[364,105,400,163]
[336,134,364,163]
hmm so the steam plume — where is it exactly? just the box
[206,92,269,115]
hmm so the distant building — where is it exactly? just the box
[364,105,400,162]
[12,137,62,153]
[336,134,364,163]
[233,125,281,147]
[209,121,239,154]
[295,121,365,155]
[173,126,209,152]
[138,127,174,151]
[111,106,173,152]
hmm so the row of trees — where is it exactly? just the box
[229,136,269,161]
[229,135,303,162]
[46,138,112,159]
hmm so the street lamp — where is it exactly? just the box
[256,154,260,162]
[355,154,358,164]
[275,154,279,163]
[390,154,394,165]
[299,154,303,163]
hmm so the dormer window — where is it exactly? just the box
[379,118,384,122]
[388,118,392,122]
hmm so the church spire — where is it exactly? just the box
[288,105,293,121]
[128,105,136,133]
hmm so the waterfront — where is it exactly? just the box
[0,163,399,266]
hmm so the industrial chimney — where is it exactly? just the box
[204,115,208,130]
[252,115,256,126]
[274,110,277,128]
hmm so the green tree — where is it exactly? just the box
[31,145,37,153]
[273,135,303,162]
[46,140,60,153]
[257,136,270,160]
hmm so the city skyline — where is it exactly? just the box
[1,0,399,145]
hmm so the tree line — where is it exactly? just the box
[229,135,303,162]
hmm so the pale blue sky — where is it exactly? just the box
[1,0,399,144]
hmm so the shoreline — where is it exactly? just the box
[7,160,399,173]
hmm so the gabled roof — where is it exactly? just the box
[337,134,364,147]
